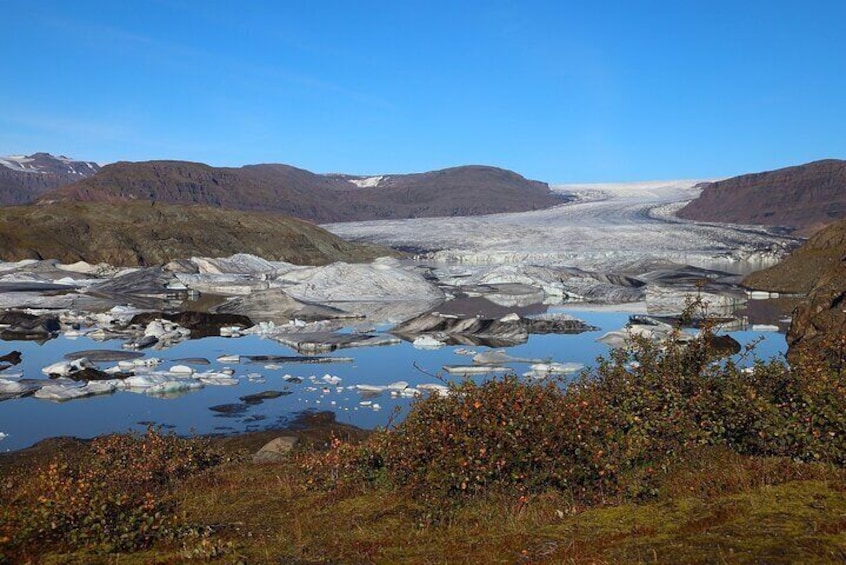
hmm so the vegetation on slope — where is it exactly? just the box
[3,312,846,563]
[0,201,393,266]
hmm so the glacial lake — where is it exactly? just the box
[0,307,788,453]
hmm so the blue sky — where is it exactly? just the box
[1,1,844,182]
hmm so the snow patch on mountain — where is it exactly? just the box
[0,156,39,173]
[0,153,100,176]
[348,175,385,188]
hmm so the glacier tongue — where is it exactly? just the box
[323,179,799,273]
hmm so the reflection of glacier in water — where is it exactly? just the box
[324,180,801,273]
[0,307,787,453]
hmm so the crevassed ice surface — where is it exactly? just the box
[324,180,799,272]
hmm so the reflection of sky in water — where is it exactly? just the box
[0,309,787,452]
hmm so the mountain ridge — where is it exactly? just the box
[35,160,567,222]
[676,159,846,236]
[0,152,101,205]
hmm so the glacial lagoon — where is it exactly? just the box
[0,307,788,453]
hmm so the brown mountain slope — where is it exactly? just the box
[0,201,391,267]
[0,153,100,205]
[38,161,565,222]
[677,159,846,235]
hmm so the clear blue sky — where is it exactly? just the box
[1,1,844,182]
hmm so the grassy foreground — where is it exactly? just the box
[3,320,846,563]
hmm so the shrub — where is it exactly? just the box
[307,317,846,511]
[1,427,226,555]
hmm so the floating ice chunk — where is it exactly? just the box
[442,365,509,375]
[321,374,342,386]
[197,372,239,386]
[453,348,477,356]
[386,380,409,391]
[42,358,94,377]
[220,326,243,337]
[0,432,6,441]
[355,384,387,393]
[417,383,451,396]
[0,371,22,380]
[123,374,172,389]
[124,335,158,350]
[596,330,629,349]
[168,365,194,376]
[34,381,116,401]
[472,350,541,365]
[0,379,38,394]
[752,324,780,332]
[217,354,241,363]
[529,362,584,374]
[144,320,168,338]
[63,329,90,338]
[413,335,444,350]
[146,380,203,395]
[135,357,161,367]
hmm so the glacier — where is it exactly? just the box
[323,179,800,273]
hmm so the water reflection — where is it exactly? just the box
[0,306,788,452]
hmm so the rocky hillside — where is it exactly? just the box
[0,153,100,205]
[676,159,846,235]
[742,219,846,359]
[742,219,846,294]
[0,201,391,266]
[37,161,565,222]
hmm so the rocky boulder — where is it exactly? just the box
[253,436,298,463]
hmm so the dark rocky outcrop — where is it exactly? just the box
[37,161,565,222]
[0,153,100,205]
[677,159,846,235]
[63,367,117,382]
[0,201,392,267]
[0,351,22,365]
[0,312,60,341]
[240,390,291,404]
[128,311,254,339]
[704,334,742,357]
[742,219,846,361]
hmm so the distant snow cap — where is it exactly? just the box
[0,152,100,174]
[348,175,385,188]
